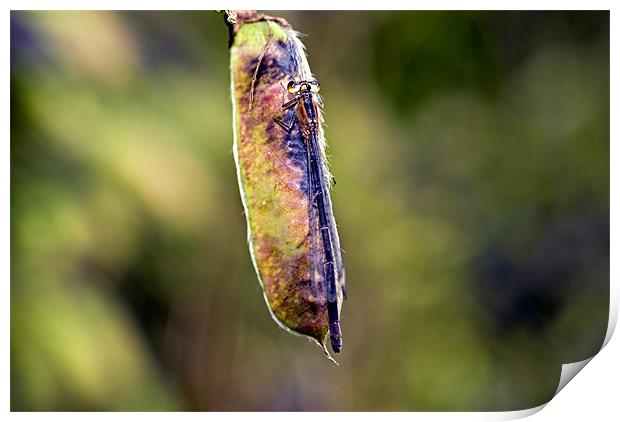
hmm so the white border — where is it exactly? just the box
[4,2,617,420]
[0,1,617,10]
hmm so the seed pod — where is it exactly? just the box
[227,11,345,361]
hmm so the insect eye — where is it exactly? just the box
[287,81,300,93]
[310,81,321,93]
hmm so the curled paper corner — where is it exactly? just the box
[495,284,616,420]
[493,356,596,420]
[602,278,618,349]
[554,357,595,396]
[493,404,547,420]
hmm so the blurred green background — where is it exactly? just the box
[10,11,609,411]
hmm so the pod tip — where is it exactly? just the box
[222,10,291,46]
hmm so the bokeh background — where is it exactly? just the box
[10,11,609,411]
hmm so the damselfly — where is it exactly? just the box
[273,79,346,353]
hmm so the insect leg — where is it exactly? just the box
[273,113,297,133]
[282,97,300,110]
[273,96,299,133]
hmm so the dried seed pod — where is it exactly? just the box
[227,11,345,360]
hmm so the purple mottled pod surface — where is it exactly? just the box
[227,11,345,359]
